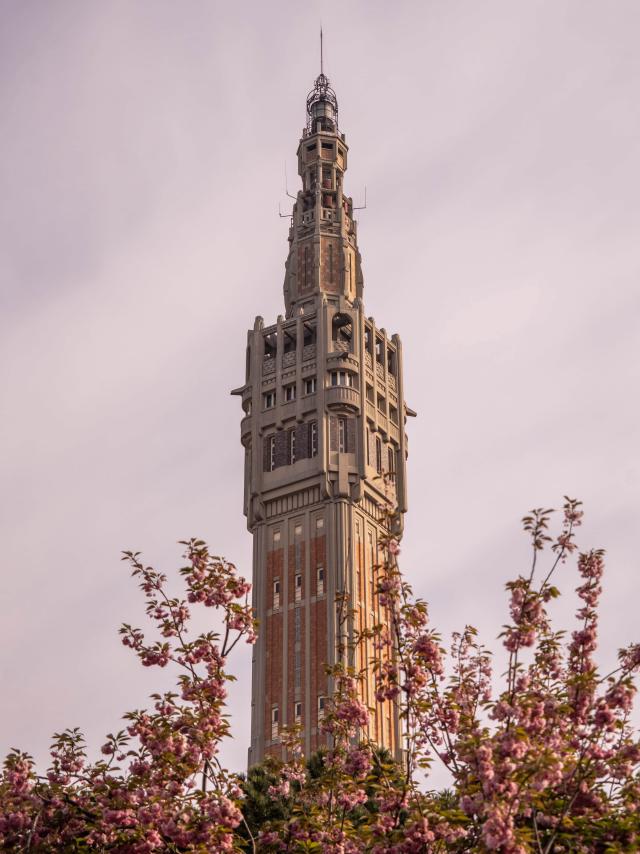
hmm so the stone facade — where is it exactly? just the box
[232,71,411,767]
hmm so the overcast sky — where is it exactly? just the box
[1,1,639,781]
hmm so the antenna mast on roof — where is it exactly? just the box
[320,26,323,75]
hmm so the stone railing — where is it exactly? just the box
[325,386,360,411]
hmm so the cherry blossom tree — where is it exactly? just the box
[2,500,640,853]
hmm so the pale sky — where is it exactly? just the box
[1,1,639,780]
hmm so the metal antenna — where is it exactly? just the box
[284,162,296,200]
[353,186,368,211]
[320,26,323,75]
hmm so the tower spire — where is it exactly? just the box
[320,26,323,76]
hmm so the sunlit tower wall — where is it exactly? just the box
[232,69,412,767]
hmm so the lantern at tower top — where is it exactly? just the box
[306,72,338,134]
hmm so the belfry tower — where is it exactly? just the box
[233,66,411,767]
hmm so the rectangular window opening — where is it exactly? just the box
[318,695,326,721]
[338,417,347,453]
[330,371,353,388]
[310,421,318,457]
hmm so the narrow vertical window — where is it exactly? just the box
[295,573,302,602]
[295,701,302,723]
[290,429,296,464]
[338,418,347,453]
[317,566,325,596]
[310,421,318,457]
[329,244,334,283]
[318,696,326,721]
[271,706,279,740]
[375,436,382,473]
[294,606,301,642]
[388,446,395,476]
[268,435,276,472]
[366,428,370,466]
[369,532,376,609]
[273,579,280,610]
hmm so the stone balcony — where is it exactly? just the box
[325,385,360,412]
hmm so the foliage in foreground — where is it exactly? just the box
[2,500,640,852]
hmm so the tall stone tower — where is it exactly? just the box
[233,68,411,767]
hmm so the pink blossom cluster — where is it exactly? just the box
[4,501,640,852]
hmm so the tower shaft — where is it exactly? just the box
[233,71,410,766]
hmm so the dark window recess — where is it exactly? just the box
[309,421,318,457]
[263,333,277,359]
[273,431,288,469]
[330,417,355,453]
[295,422,310,461]
[303,323,316,347]
[338,417,346,453]
[376,436,383,473]
[332,313,353,347]
[263,435,273,472]
[283,328,296,353]
[387,347,396,375]
[346,418,356,453]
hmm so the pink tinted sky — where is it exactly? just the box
[1,1,639,779]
